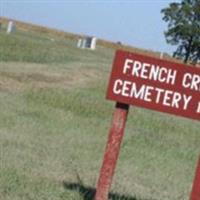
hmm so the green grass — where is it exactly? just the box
[0,30,113,64]
[0,28,200,200]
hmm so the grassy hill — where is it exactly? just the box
[0,18,200,200]
[0,17,173,60]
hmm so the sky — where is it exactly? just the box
[1,0,180,54]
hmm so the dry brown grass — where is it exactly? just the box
[0,62,103,92]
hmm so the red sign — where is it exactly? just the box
[190,157,200,200]
[107,50,200,121]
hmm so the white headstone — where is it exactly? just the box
[90,37,97,50]
[160,52,164,59]
[77,37,97,50]
[82,39,86,49]
[7,21,15,34]
[77,39,82,48]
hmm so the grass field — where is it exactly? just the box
[0,22,200,200]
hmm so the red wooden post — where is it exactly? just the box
[190,156,200,200]
[94,102,129,200]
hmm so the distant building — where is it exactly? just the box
[77,37,97,50]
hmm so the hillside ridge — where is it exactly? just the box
[1,17,170,58]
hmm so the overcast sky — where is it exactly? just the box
[1,0,180,54]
